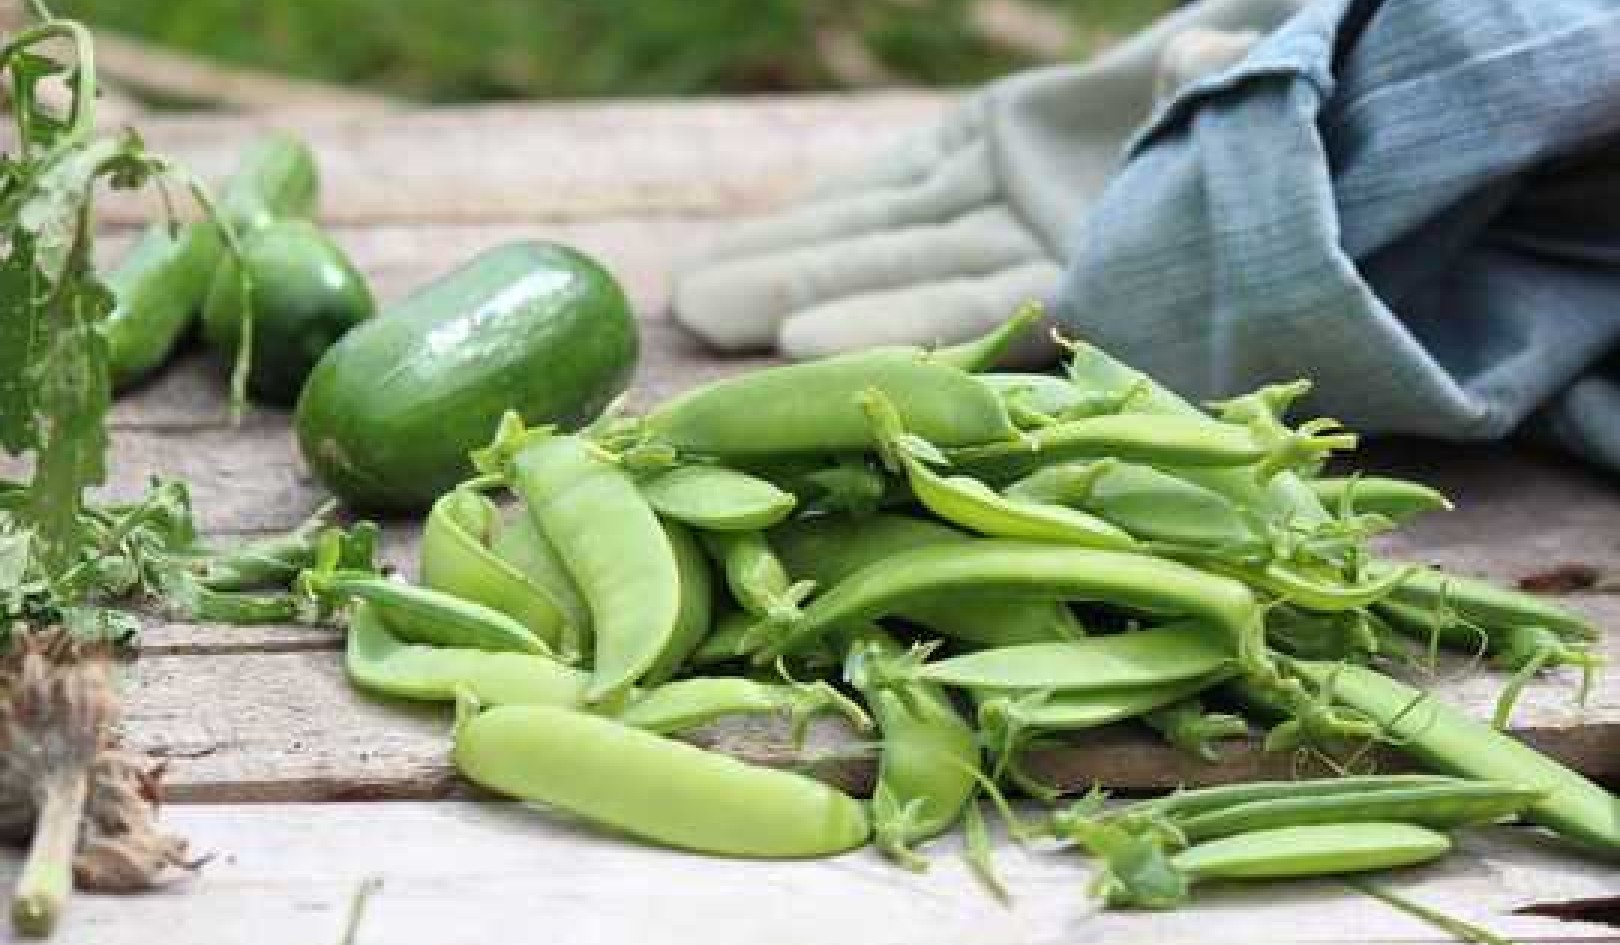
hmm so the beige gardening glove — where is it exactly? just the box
[672,0,1301,362]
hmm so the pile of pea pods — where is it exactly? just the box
[298,305,1618,910]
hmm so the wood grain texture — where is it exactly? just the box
[23,802,1618,945]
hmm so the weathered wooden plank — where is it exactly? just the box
[31,802,1619,945]
[95,96,949,227]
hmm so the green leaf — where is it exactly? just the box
[0,242,42,454]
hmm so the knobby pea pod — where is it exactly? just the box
[897,623,1233,693]
[616,675,869,736]
[1173,781,1547,843]
[1006,460,1255,551]
[1171,823,1452,882]
[698,529,812,657]
[945,413,1272,484]
[846,629,980,868]
[481,415,681,702]
[421,488,578,659]
[976,671,1234,737]
[641,520,716,686]
[643,346,1020,459]
[454,704,872,857]
[768,514,1083,647]
[302,568,551,656]
[639,464,797,531]
[862,389,1138,552]
[1309,476,1453,523]
[1290,660,1620,857]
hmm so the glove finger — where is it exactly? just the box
[778,260,1063,367]
[689,141,997,269]
[675,206,1041,352]
[805,100,983,203]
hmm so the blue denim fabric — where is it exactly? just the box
[1057,0,1620,467]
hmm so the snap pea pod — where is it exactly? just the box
[925,301,1044,373]
[897,623,1233,692]
[345,601,588,705]
[744,455,907,517]
[1375,563,1597,643]
[617,675,868,736]
[1007,460,1256,550]
[191,502,335,591]
[846,628,980,867]
[644,347,1019,458]
[1309,476,1453,523]
[493,422,681,702]
[1174,782,1547,843]
[768,514,1083,647]
[760,542,1263,671]
[863,389,1138,552]
[976,671,1234,735]
[639,464,796,531]
[978,373,1089,425]
[1290,659,1620,857]
[420,488,576,658]
[641,520,715,686]
[946,413,1272,483]
[699,530,812,656]
[454,704,872,858]
[1204,557,1415,613]
[1171,823,1452,881]
[1121,775,1478,824]
[488,509,592,638]
[303,568,551,656]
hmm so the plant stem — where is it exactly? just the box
[11,769,89,938]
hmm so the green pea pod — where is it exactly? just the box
[488,509,592,638]
[639,465,796,531]
[900,623,1232,692]
[978,373,1088,424]
[926,302,1043,372]
[421,489,578,659]
[618,675,868,736]
[305,570,550,656]
[641,520,715,686]
[768,514,1083,647]
[346,600,589,705]
[1290,659,1620,857]
[946,414,1271,483]
[1119,775,1469,824]
[1376,563,1597,643]
[846,628,980,868]
[748,454,902,516]
[1174,781,1547,843]
[1008,461,1256,550]
[454,704,872,858]
[644,348,1019,458]
[1309,476,1453,522]
[976,671,1233,735]
[1170,823,1452,881]
[492,421,681,702]
[862,389,1138,552]
[194,501,336,591]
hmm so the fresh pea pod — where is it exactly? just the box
[1124,775,1476,824]
[1376,564,1597,643]
[345,600,588,705]
[1174,781,1547,842]
[619,675,868,736]
[1170,823,1451,881]
[945,414,1271,483]
[1007,461,1255,550]
[488,509,592,637]
[454,704,871,858]
[698,530,813,661]
[644,348,1019,458]
[768,514,1082,647]
[487,420,681,701]
[846,628,980,868]
[305,569,551,656]
[639,465,797,531]
[863,389,1138,552]
[925,302,1044,372]
[748,455,902,516]
[421,488,577,658]
[898,623,1232,692]
[977,671,1233,735]
[1290,659,1620,857]
[641,520,715,686]
[1308,476,1453,522]
[978,373,1088,424]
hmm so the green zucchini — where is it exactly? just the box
[104,132,319,390]
[201,218,375,406]
[294,241,638,513]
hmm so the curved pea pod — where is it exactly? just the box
[302,569,550,655]
[639,465,796,531]
[899,623,1232,692]
[454,704,872,857]
[1008,461,1256,551]
[640,520,715,686]
[489,422,681,702]
[926,302,1044,372]
[1309,476,1453,523]
[1207,558,1415,613]
[862,389,1137,552]
[421,489,578,659]
[977,671,1233,735]
[488,510,592,637]
[846,629,980,868]
[1113,775,1469,826]
[643,348,1020,458]
[945,414,1270,484]
[1290,659,1620,858]
[761,541,1263,669]
[618,675,869,736]
[1376,563,1597,643]
[345,601,589,705]
[979,373,1087,424]
[1170,823,1452,882]
[1174,781,1548,843]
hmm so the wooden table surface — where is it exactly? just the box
[6,96,1617,944]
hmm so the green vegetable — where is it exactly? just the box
[295,241,637,511]
[1170,823,1452,881]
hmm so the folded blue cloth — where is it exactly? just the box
[1059,0,1620,468]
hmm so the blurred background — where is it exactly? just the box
[49,0,1176,106]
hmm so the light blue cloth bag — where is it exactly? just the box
[1062,0,1620,468]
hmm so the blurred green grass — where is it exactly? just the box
[55,0,1177,101]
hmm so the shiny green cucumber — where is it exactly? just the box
[294,241,638,513]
